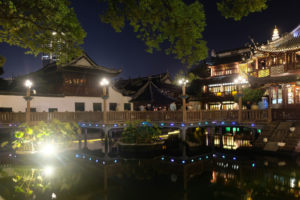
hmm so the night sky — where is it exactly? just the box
[0,0,300,79]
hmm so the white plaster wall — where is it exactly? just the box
[0,86,132,112]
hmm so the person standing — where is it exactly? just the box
[170,102,177,111]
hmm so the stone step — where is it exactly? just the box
[264,142,279,152]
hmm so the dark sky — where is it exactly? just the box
[1,0,300,79]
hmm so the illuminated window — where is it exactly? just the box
[287,87,294,104]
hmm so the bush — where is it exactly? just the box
[121,121,161,144]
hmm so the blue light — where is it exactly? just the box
[114,159,118,163]
[75,154,79,158]
[252,163,255,167]
[161,157,165,161]
[251,123,255,127]
[114,124,118,127]
[198,122,201,126]
[102,124,105,127]
[181,123,185,127]
[82,123,86,127]
[96,159,99,163]
[212,121,217,124]
[206,156,209,159]
[102,161,106,165]
[221,121,225,125]
[190,123,193,126]
[170,123,174,126]
[89,123,92,127]
[191,159,194,162]
[95,124,99,127]
[198,157,202,160]
[182,160,186,164]
[160,123,165,126]
[213,154,216,158]
[205,121,208,125]
[222,155,226,159]
[233,157,237,160]
[170,158,175,162]
[232,122,236,125]
[82,155,86,159]
[89,157,92,161]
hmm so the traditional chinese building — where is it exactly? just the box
[195,48,251,110]
[113,73,181,110]
[249,25,300,108]
[0,53,132,112]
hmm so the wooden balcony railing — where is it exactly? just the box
[0,109,279,124]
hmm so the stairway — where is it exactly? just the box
[282,122,300,152]
[254,122,279,149]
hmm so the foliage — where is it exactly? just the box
[6,119,81,152]
[99,0,208,67]
[187,127,206,143]
[0,0,86,65]
[121,121,161,144]
[99,0,270,67]
[0,55,5,75]
[234,87,266,105]
[217,0,268,21]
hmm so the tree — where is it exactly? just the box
[99,0,207,67]
[217,0,268,21]
[121,121,161,144]
[0,0,86,67]
[99,0,268,67]
[2,119,81,152]
[234,87,266,106]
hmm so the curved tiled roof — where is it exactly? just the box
[257,25,300,53]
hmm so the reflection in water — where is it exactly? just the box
[0,152,299,200]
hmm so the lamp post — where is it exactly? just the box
[24,80,33,123]
[100,78,109,123]
[234,76,247,123]
[178,78,189,122]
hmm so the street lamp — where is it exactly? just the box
[24,80,33,123]
[178,78,189,122]
[100,78,109,123]
[234,76,247,123]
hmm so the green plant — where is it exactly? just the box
[121,121,161,144]
[234,88,266,106]
[2,119,81,152]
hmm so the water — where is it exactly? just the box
[0,152,299,200]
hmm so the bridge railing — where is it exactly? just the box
[0,109,278,124]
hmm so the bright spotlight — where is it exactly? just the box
[40,143,56,156]
[44,166,54,176]
[100,78,109,86]
[25,80,33,88]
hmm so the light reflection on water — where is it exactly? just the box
[0,152,299,200]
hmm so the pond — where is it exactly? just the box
[0,151,299,200]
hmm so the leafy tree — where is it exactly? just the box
[121,121,161,144]
[99,0,207,67]
[2,119,81,152]
[0,0,86,67]
[217,0,268,21]
[99,0,269,66]
[234,87,266,106]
